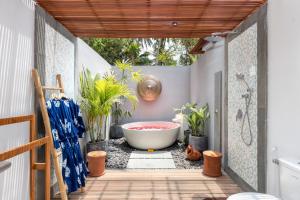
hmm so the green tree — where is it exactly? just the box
[86,38,125,65]
[85,38,152,66]
[176,38,198,65]
[84,38,197,66]
[157,49,177,66]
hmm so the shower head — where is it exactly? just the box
[203,35,223,43]
[236,73,252,94]
[211,30,238,37]
[236,73,245,80]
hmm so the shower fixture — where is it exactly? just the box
[211,30,238,37]
[235,73,245,80]
[204,35,223,43]
[202,30,238,52]
[202,42,215,52]
[236,109,243,121]
[202,35,222,52]
[235,73,253,146]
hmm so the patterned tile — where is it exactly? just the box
[228,23,258,190]
[127,158,176,169]
[130,151,173,159]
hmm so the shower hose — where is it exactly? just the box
[241,89,253,146]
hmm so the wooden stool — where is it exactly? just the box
[203,150,222,177]
[87,151,106,177]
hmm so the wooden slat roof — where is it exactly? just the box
[37,0,266,38]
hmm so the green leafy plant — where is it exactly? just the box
[112,60,142,125]
[186,104,210,137]
[174,102,197,115]
[95,75,138,140]
[157,50,177,66]
[79,68,137,143]
[79,69,101,143]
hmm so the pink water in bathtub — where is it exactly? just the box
[127,123,177,131]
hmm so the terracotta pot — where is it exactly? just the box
[87,151,106,177]
[185,145,201,161]
[189,135,208,152]
[203,150,222,177]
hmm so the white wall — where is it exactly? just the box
[0,0,35,199]
[76,38,111,79]
[267,0,300,196]
[122,66,191,123]
[0,2,112,198]
[190,41,225,149]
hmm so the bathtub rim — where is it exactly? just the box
[121,121,180,132]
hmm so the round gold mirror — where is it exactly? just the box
[137,75,162,102]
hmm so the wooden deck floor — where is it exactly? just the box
[60,169,241,200]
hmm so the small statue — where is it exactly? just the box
[185,145,201,161]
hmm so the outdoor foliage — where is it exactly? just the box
[185,104,210,137]
[174,102,197,115]
[112,60,142,125]
[84,38,198,66]
[79,68,137,143]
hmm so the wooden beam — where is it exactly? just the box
[30,114,36,200]
[0,115,34,126]
[33,163,46,170]
[42,86,63,90]
[190,39,208,54]
[0,137,50,161]
[56,17,245,22]
[77,33,207,38]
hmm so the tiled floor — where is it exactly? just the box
[127,151,176,169]
[130,151,173,159]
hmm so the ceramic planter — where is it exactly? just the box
[109,124,124,139]
[184,130,191,146]
[189,134,208,152]
[86,141,107,153]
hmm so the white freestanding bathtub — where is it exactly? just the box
[122,121,180,150]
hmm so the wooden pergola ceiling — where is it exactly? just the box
[37,0,267,38]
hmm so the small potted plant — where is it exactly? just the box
[186,104,210,152]
[174,103,197,145]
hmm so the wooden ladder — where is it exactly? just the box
[32,69,68,200]
[0,115,51,200]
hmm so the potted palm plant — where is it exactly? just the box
[79,69,137,152]
[174,103,197,145]
[186,104,210,152]
[79,69,103,152]
[96,74,137,142]
[110,60,142,139]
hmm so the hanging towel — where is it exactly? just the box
[46,98,88,193]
